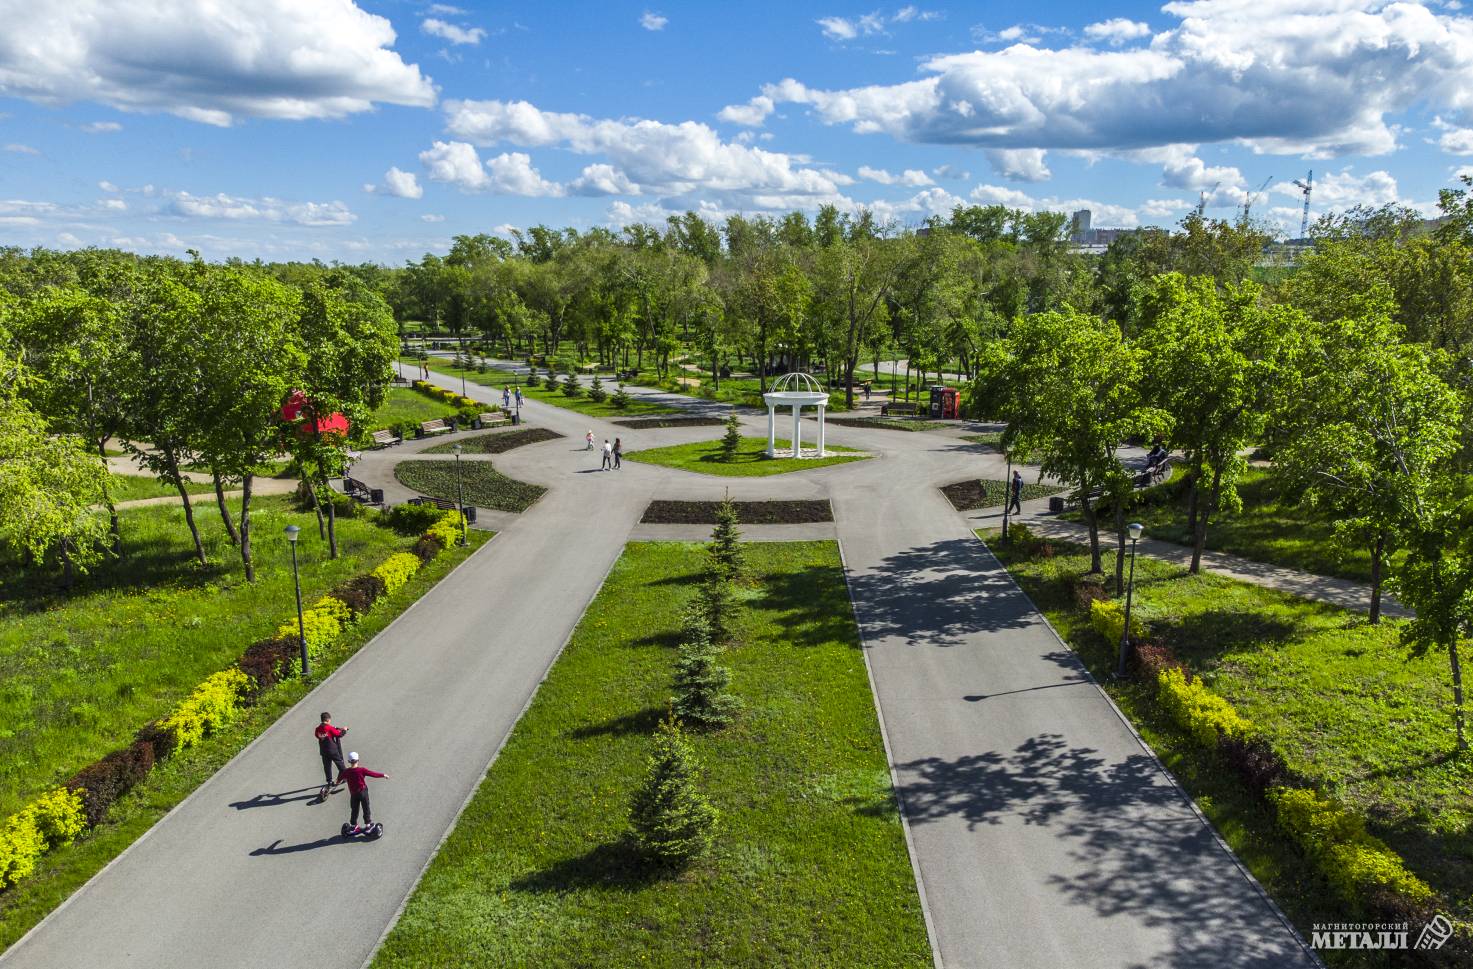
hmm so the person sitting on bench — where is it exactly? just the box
[1145,443,1167,470]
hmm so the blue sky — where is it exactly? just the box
[1,0,1471,262]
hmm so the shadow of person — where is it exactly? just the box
[229,787,322,810]
[249,835,359,856]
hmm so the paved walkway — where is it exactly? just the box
[2,364,1323,969]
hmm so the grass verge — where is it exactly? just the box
[393,459,545,512]
[625,436,867,477]
[372,541,931,968]
[985,531,1473,958]
[0,497,409,820]
[105,474,216,503]
[0,532,488,951]
[404,357,678,418]
[366,386,461,434]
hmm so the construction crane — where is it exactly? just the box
[1292,170,1313,238]
[1195,181,1221,219]
[1241,175,1273,223]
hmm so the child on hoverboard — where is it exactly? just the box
[333,752,388,837]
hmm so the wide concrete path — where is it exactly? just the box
[4,363,1322,969]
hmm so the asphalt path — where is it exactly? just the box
[1,362,1321,969]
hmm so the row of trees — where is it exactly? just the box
[977,185,1473,748]
[2,252,398,583]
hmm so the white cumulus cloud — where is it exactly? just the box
[1083,19,1151,44]
[80,121,122,133]
[418,140,563,196]
[718,96,774,127]
[857,165,934,186]
[165,191,356,225]
[985,148,1051,182]
[641,11,667,30]
[0,0,435,125]
[378,166,423,198]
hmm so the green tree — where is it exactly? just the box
[719,413,742,463]
[1393,485,1473,751]
[707,492,745,577]
[671,626,742,729]
[612,382,630,409]
[978,310,1166,577]
[629,714,718,865]
[0,352,110,586]
[587,373,607,402]
[1136,274,1296,573]
[1276,315,1462,622]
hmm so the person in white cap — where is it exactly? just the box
[332,752,388,834]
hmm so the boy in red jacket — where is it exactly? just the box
[334,752,388,833]
[314,712,347,792]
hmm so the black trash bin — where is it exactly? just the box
[1048,496,1065,513]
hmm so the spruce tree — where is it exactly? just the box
[707,494,744,580]
[562,370,583,396]
[588,373,607,402]
[629,714,718,865]
[672,628,741,728]
[719,412,742,462]
[693,563,737,644]
[612,383,631,409]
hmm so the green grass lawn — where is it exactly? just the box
[423,427,563,455]
[0,529,486,951]
[962,431,1002,448]
[0,496,420,822]
[393,459,546,512]
[404,357,678,418]
[366,386,461,434]
[1085,467,1387,584]
[372,541,931,968]
[988,533,1473,942]
[625,435,868,477]
[827,416,947,432]
[106,473,216,503]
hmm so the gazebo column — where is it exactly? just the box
[792,404,803,458]
[766,403,777,457]
[816,403,826,457]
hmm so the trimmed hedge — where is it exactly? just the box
[1088,598,1146,646]
[1155,667,1254,749]
[372,552,422,595]
[0,509,465,898]
[1269,786,1434,907]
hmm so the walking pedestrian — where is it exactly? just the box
[513,386,523,407]
[1007,469,1024,516]
[601,439,613,470]
[332,752,387,834]
[613,437,623,469]
[314,712,347,797]
[585,430,595,451]
[502,388,511,409]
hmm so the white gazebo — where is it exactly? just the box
[763,372,830,458]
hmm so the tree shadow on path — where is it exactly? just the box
[848,538,1045,647]
[896,733,1312,968]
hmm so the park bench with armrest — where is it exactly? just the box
[370,428,401,448]
[880,401,920,416]
[474,412,511,430]
[418,418,453,437]
[342,476,384,506]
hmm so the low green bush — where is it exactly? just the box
[423,511,464,550]
[372,552,422,595]
[275,607,342,659]
[384,503,443,536]
[1269,786,1434,909]
[1155,666,1254,749]
[310,595,354,628]
[1088,598,1146,645]
[159,669,254,755]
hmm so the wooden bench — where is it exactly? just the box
[1050,486,1105,514]
[474,412,511,430]
[880,401,920,416]
[370,428,401,448]
[1135,457,1173,489]
[342,476,384,506]
[407,495,477,523]
[418,418,453,438]
[617,369,639,382]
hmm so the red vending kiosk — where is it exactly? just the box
[928,385,959,419]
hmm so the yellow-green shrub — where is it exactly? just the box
[372,552,421,595]
[275,608,342,658]
[1089,598,1146,645]
[0,787,88,887]
[423,511,465,550]
[160,668,254,754]
[310,595,354,628]
[1156,667,1254,748]
[1269,786,1434,906]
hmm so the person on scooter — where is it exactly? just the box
[334,752,388,834]
[314,712,347,791]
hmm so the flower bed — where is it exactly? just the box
[640,499,833,525]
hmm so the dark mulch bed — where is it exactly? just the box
[826,417,946,432]
[941,478,1064,512]
[613,417,725,429]
[641,499,834,525]
[424,427,563,454]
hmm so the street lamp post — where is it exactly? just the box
[1116,522,1144,678]
[285,525,308,677]
[452,443,468,547]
